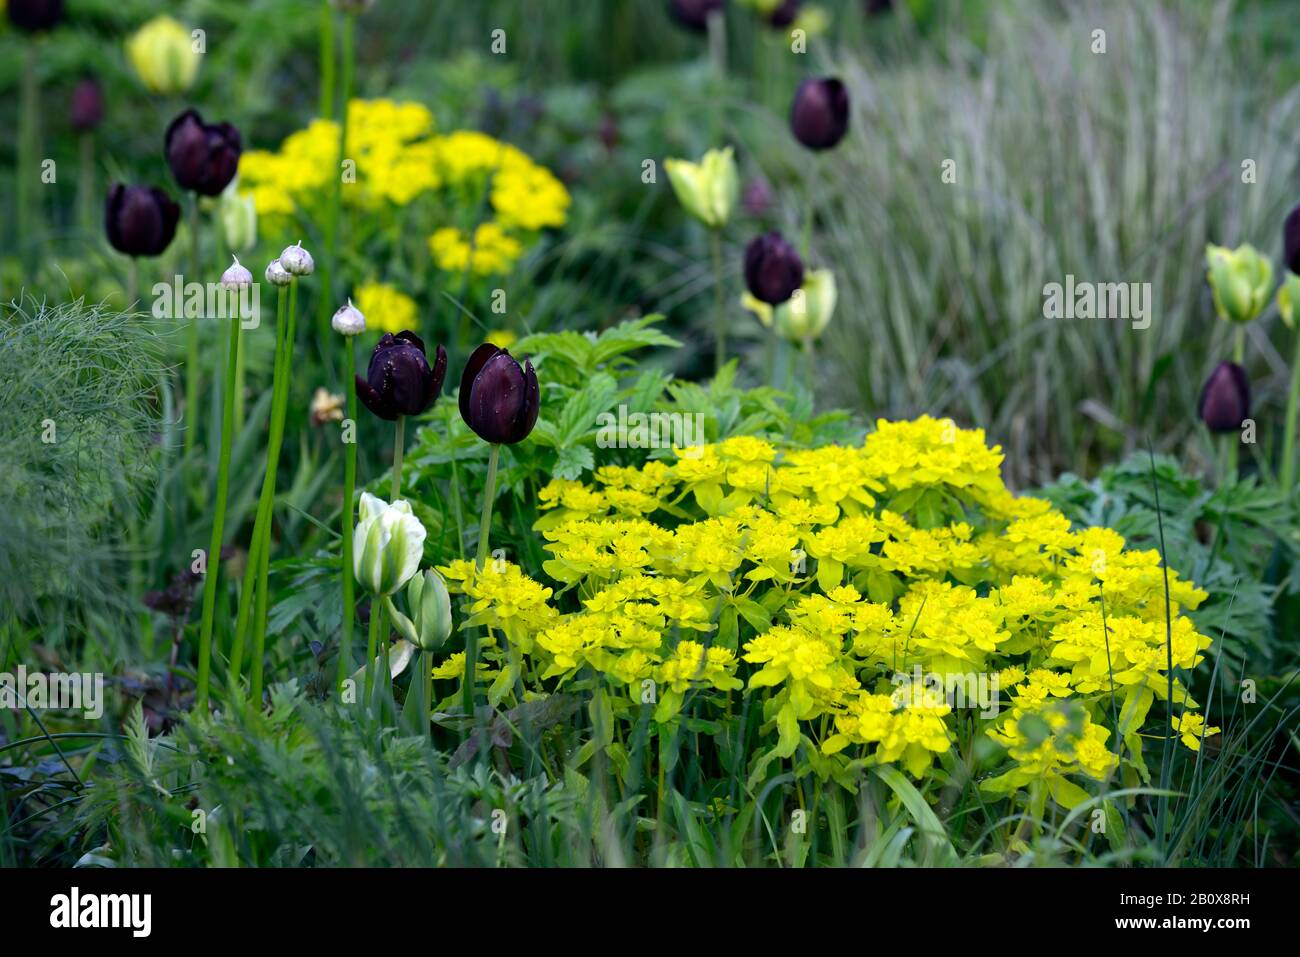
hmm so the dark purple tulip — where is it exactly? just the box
[743,178,773,218]
[791,77,850,151]
[1283,203,1300,275]
[71,78,104,133]
[864,0,894,14]
[669,0,725,33]
[768,0,801,28]
[1198,362,1250,433]
[164,109,243,197]
[356,332,448,421]
[745,232,804,305]
[105,184,181,258]
[7,0,63,32]
[459,344,541,445]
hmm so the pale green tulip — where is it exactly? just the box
[665,147,739,229]
[1206,243,1273,325]
[353,493,426,596]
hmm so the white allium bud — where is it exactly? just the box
[220,255,254,289]
[265,259,293,287]
[332,298,366,337]
[280,241,315,276]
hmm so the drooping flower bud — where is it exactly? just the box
[70,77,104,133]
[665,146,739,229]
[220,255,253,289]
[1205,243,1273,325]
[353,493,426,597]
[356,332,448,421]
[126,16,202,96]
[279,241,315,276]
[1197,361,1250,433]
[104,183,181,258]
[7,0,64,33]
[332,299,367,337]
[791,77,850,151]
[459,343,541,445]
[744,231,805,305]
[265,259,293,287]
[668,0,726,32]
[165,109,242,197]
[385,569,453,652]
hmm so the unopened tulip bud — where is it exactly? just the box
[744,231,804,305]
[166,109,242,197]
[70,77,104,133]
[665,146,739,230]
[126,16,202,96]
[356,332,447,420]
[104,183,181,258]
[386,569,453,652]
[353,493,427,597]
[669,0,725,32]
[1198,362,1250,433]
[459,344,541,445]
[1205,243,1273,325]
[7,0,64,33]
[791,77,850,151]
[280,241,315,276]
[220,255,253,289]
[218,182,257,252]
[265,259,293,287]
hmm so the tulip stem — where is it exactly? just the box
[711,229,726,374]
[1282,330,1300,493]
[78,132,95,238]
[319,0,336,121]
[184,195,202,458]
[392,415,406,500]
[338,338,358,692]
[127,260,139,309]
[1227,328,1245,478]
[318,11,356,372]
[463,443,501,719]
[363,598,380,703]
[17,42,38,272]
[194,277,242,713]
[228,287,289,691]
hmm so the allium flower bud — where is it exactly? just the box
[265,259,293,287]
[669,0,726,32]
[165,109,242,197]
[459,343,541,445]
[332,299,366,337]
[791,77,850,151]
[104,183,181,258]
[353,493,426,597]
[70,77,104,133]
[220,255,254,289]
[665,146,739,229]
[744,232,805,305]
[126,16,202,95]
[7,0,64,33]
[279,241,315,276]
[356,332,448,421]
[386,569,453,652]
[1198,361,1250,433]
[1205,243,1273,325]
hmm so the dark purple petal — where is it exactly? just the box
[1197,362,1250,433]
[460,343,504,425]
[427,344,448,409]
[744,231,804,305]
[7,0,63,32]
[668,0,725,32]
[165,109,242,197]
[467,353,527,444]
[71,77,104,132]
[510,359,541,444]
[356,374,397,421]
[791,77,850,151]
[1284,203,1300,276]
[105,183,180,258]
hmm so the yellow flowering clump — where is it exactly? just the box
[352,282,418,335]
[426,416,1215,813]
[236,99,570,277]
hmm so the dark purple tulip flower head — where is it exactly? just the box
[791,77,850,151]
[768,0,801,28]
[356,332,448,422]
[105,184,181,258]
[165,109,243,197]
[459,344,541,445]
[1198,362,1250,433]
[669,0,725,33]
[7,0,63,33]
[71,77,104,133]
[1283,202,1300,276]
[745,232,805,305]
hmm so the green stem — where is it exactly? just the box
[184,196,202,457]
[17,43,38,271]
[711,229,726,374]
[195,291,242,712]
[250,281,298,704]
[127,259,139,309]
[364,597,380,703]
[392,415,406,500]
[463,443,501,718]
[1227,327,1245,478]
[1282,329,1300,492]
[422,650,434,740]
[77,132,95,238]
[318,0,336,120]
[338,338,358,692]
[228,287,288,690]
[318,12,356,370]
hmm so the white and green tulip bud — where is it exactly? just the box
[353,492,426,596]
[1206,243,1273,325]
[219,183,258,252]
[1278,271,1300,330]
[385,569,453,652]
[664,146,739,230]
[742,267,837,341]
